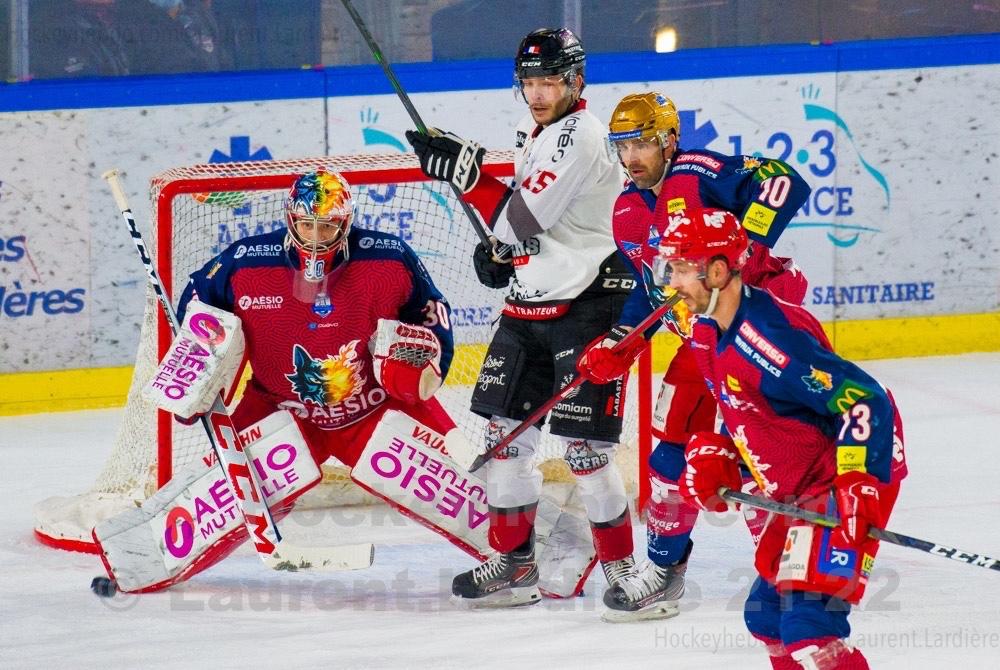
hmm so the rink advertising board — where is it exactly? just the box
[0,34,998,412]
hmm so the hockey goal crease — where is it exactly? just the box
[33,151,652,553]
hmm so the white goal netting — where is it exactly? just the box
[34,152,645,551]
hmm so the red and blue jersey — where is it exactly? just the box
[177,228,454,430]
[689,286,907,501]
[613,148,810,331]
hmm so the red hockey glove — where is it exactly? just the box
[833,471,883,546]
[680,432,742,513]
[576,326,644,384]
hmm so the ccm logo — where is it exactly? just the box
[602,278,637,290]
[690,445,737,460]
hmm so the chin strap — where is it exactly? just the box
[699,263,739,318]
[703,287,721,317]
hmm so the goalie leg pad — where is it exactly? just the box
[94,410,321,593]
[350,410,595,597]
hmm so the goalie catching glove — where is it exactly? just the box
[142,300,246,421]
[406,128,485,194]
[371,318,444,404]
[576,325,645,384]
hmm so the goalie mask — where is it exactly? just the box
[285,170,354,298]
[513,27,586,101]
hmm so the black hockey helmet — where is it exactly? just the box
[514,28,586,80]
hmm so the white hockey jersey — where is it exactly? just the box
[491,100,623,310]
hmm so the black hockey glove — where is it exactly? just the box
[405,128,485,194]
[472,240,515,289]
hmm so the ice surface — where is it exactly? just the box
[2,353,999,669]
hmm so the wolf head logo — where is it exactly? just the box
[285,342,365,405]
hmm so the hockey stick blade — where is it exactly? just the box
[721,488,1000,573]
[261,542,375,572]
[469,294,682,473]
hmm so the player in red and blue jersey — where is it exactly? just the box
[657,207,907,669]
[180,171,455,443]
[578,92,811,622]
[148,169,482,586]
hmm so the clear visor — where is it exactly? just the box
[606,132,664,161]
[513,70,574,101]
[650,253,706,287]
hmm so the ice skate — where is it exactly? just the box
[601,541,691,623]
[452,546,541,608]
[600,555,636,589]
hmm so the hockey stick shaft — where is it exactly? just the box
[338,0,427,135]
[103,169,281,554]
[339,0,502,253]
[469,294,681,473]
[721,488,1000,573]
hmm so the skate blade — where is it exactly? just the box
[451,586,541,609]
[601,601,680,623]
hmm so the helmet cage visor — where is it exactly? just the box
[651,252,709,288]
[286,208,351,256]
[513,68,580,102]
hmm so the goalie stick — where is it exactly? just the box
[100,170,373,581]
[720,488,1000,573]
[338,0,511,261]
[468,294,682,473]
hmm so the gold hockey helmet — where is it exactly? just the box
[607,92,679,146]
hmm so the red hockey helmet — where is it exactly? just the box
[651,208,749,286]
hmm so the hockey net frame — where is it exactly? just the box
[33,151,653,553]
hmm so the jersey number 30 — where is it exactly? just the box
[422,299,451,330]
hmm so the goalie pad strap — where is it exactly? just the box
[352,410,596,597]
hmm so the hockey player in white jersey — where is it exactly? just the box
[407,27,637,607]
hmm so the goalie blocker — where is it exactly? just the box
[142,299,247,420]
[95,409,596,598]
